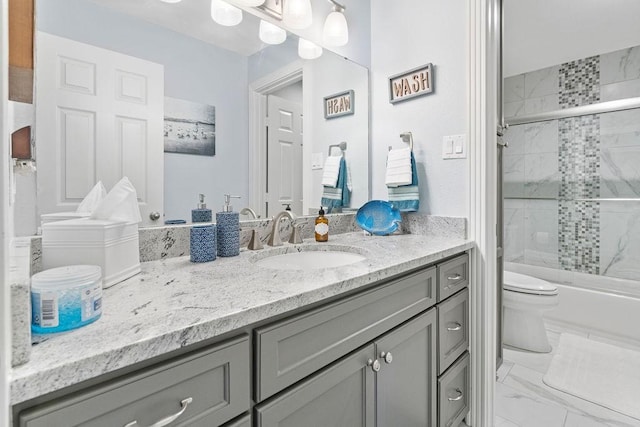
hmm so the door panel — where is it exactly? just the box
[375,309,437,427]
[36,32,164,226]
[266,95,302,216]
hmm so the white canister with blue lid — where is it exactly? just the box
[31,265,103,334]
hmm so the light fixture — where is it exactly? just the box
[283,0,312,30]
[298,38,323,59]
[210,0,243,27]
[323,0,348,47]
[233,0,265,5]
[259,20,287,45]
[159,0,182,3]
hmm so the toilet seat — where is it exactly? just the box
[504,271,558,296]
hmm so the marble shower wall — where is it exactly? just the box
[504,45,640,282]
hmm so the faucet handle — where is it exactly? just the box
[248,229,263,250]
[288,225,303,244]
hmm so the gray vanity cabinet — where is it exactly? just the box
[17,336,250,427]
[375,309,437,427]
[254,345,376,427]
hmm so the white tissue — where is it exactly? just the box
[90,177,142,223]
[76,181,107,213]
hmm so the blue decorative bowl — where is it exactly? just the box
[355,200,402,235]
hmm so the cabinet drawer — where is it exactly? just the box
[19,335,250,427]
[437,253,469,301]
[255,267,436,401]
[438,288,469,375]
[438,352,470,427]
[255,345,375,427]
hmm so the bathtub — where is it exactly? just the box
[505,262,640,345]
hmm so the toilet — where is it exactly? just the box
[503,271,559,353]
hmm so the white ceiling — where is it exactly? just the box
[89,0,270,56]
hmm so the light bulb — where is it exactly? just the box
[259,20,287,45]
[234,0,266,6]
[210,0,243,27]
[283,0,312,30]
[298,38,323,60]
[323,10,348,47]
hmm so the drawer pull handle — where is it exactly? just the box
[447,389,464,402]
[447,322,463,332]
[124,397,193,427]
[447,274,462,281]
[367,358,381,372]
[380,351,393,364]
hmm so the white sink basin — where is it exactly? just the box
[254,246,366,270]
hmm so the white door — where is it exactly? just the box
[266,95,303,216]
[35,32,164,226]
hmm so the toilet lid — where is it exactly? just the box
[503,271,558,295]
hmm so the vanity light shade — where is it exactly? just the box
[211,0,243,27]
[323,10,348,47]
[259,20,287,45]
[159,0,182,3]
[283,0,312,29]
[298,38,323,59]
[234,0,265,5]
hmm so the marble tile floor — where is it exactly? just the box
[495,325,640,427]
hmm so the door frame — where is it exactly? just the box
[468,0,500,425]
[248,61,304,218]
[1,0,12,423]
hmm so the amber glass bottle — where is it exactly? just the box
[314,207,329,242]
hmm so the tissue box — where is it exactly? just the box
[41,212,91,227]
[42,218,140,288]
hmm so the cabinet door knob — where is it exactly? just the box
[124,397,193,427]
[149,211,161,221]
[380,351,393,364]
[446,322,463,332]
[447,389,464,402]
[366,358,381,372]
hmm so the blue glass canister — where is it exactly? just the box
[190,224,217,263]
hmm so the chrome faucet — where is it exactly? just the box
[267,210,303,246]
[240,207,258,219]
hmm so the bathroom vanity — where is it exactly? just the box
[10,232,472,427]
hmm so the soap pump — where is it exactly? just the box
[216,194,241,257]
[315,206,329,242]
[192,194,212,223]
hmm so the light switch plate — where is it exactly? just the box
[312,152,324,169]
[443,134,466,159]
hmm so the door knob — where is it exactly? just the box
[149,211,161,221]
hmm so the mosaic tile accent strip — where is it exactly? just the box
[558,200,600,275]
[558,114,601,273]
[558,115,601,199]
[559,55,600,108]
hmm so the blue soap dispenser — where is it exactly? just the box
[192,194,212,223]
[216,194,241,257]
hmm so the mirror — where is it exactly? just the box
[19,0,369,234]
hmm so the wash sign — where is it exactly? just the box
[389,63,434,104]
[324,90,355,119]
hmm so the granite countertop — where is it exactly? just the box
[11,232,473,405]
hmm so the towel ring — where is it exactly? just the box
[400,132,414,151]
[328,141,347,156]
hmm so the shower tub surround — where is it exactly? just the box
[503,44,640,283]
[9,217,470,406]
